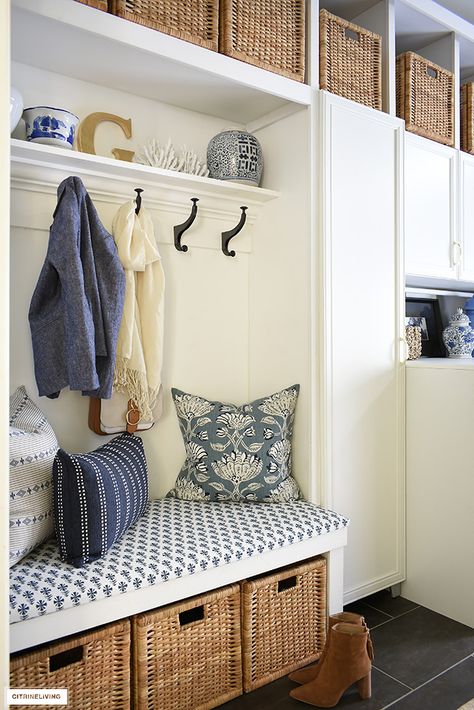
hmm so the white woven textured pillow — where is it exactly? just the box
[9,386,58,567]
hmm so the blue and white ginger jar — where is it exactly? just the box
[442,308,474,359]
[207,129,263,186]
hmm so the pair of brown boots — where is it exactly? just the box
[288,612,374,708]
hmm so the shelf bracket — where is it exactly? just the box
[222,206,247,257]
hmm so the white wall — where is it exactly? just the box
[10,67,312,499]
[1,0,10,691]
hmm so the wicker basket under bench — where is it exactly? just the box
[10,620,131,710]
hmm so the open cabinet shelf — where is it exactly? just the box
[11,0,312,125]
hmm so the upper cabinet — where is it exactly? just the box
[405,133,458,281]
[405,134,474,285]
[459,152,474,283]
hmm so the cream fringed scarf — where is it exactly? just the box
[112,201,165,421]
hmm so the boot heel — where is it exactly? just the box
[357,672,371,699]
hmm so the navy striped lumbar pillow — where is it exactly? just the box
[53,433,148,567]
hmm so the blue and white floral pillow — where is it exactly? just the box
[168,385,301,503]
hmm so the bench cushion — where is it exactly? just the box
[10,498,349,624]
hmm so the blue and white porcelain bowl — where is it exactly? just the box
[22,106,79,149]
[207,129,263,186]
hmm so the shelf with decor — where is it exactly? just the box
[10,139,280,207]
[11,0,312,126]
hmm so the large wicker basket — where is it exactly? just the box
[396,51,454,146]
[461,83,474,154]
[219,0,305,82]
[319,9,382,110]
[241,556,327,692]
[74,0,108,10]
[132,584,242,709]
[10,620,131,709]
[109,0,219,51]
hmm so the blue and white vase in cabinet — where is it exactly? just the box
[442,308,474,359]
[207,129,263,186]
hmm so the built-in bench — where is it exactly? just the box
[10,498,349,653]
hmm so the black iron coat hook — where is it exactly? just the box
[134,188,144,215]
[174,198,199,252]
[222,206,247,257]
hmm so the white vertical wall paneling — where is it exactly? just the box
[1,0,10,693]
[248,109,312,499]
[320,92,405,602]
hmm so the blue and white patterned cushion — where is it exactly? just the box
[169,385,302,502]
[53,433,148,568]
[10,499,349,624]
[9,386,59,567]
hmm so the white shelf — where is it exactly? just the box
[406,357,474,369]
[10,139,280,212]
[11,0,312,124]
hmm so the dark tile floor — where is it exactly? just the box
[222,591,474,710]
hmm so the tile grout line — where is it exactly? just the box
[380,651,474,710]
[372,665,413,690]
[369,606,421,630]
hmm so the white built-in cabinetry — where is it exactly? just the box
[319,92,406,603]
[6,0,474,638]
[405,134,458,281]
[405,135,474,285]
[403,360,474,629]
[459,152,474,282]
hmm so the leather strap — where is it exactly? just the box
[126,400,141,434]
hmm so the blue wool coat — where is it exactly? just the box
[29,176,126,399]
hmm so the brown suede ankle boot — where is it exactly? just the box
[288,612,365,685]
[289,622,374,708]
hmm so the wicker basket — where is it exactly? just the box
[219,0,305,82]
[241,556,327,692]
[74,0,108,11]
[10,620,131,709]
[396,51,454,146]
[461,83,474,154]
[133,584,242,709]
[319,9,382,110]
[109,0,218,51]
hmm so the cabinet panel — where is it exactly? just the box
[459,153,474,283]
[403,365,474,628]
[405,135,457,280]
[320,93,405,602]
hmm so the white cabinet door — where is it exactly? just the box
[405,134,458,280]
[459,152,474,283]
[319,92,405,603]
[403,362,474,628]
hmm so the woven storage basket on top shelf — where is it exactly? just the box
[396,51,454,146]
[461,83,474,154]
[109,0,219,51]
[319,9,382,110]
[241,556,327,692]
[10,620,131,710]
[133,584,242,709]
[74,0,108,11]
[219,0,305,82]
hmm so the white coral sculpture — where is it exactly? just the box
[179,146,209,177]
[133,138,180,171]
